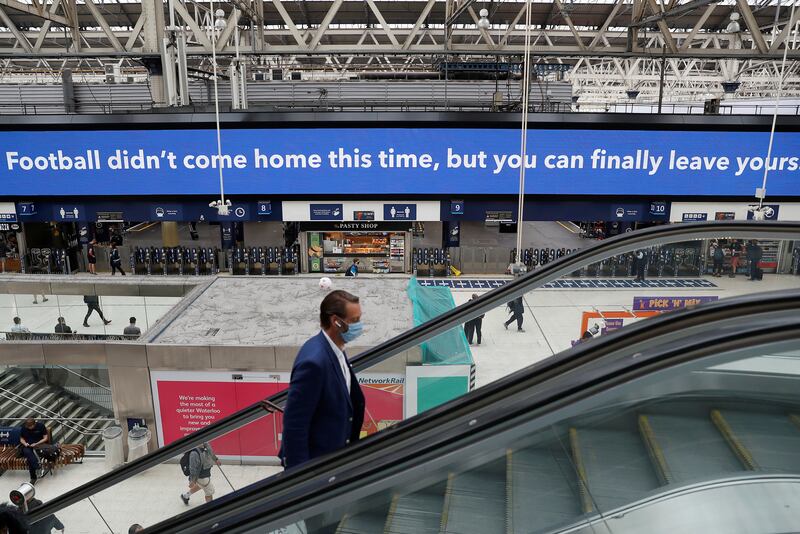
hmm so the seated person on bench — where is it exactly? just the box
[19,418,49,485]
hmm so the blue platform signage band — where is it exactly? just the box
[384,204,416,220]
[3,128,800,196]
[310,203,343,220]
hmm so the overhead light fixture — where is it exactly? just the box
[726,12,740,34]
[626,89,640,99]
[214,8,227,29]
[477,8,491,30]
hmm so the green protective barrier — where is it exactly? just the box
[417,376,470,412]
[407,277,473,365]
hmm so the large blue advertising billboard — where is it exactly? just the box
[1,128,799,196]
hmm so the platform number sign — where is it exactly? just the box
[17,202,36,216]
[649,201,667,217]
[450,200,465,215]
[257,201,272,216]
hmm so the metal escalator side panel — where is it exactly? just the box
[568,428,594,514]
[790,414,800,432]
[505,450,513,534]
[710,410,758,471]
[638,415,673,486]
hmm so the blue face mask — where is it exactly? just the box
[341,320,364,343]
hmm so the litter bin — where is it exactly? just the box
[126,426,152,462]
[102,425,124,470]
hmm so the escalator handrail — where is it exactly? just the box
[28,220,800,522]
[144,288,800,533]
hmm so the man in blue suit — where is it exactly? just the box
[281,289,366,470]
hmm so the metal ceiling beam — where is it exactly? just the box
[444,0,478,27]
[630,0,719,27]
[0,0,68,26]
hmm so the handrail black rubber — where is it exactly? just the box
[143,288,800,533]
[27,220,800,523]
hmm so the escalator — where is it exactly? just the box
[144,288,800,534]
[24,221,800,533]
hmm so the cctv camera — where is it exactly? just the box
[209,201,219,208]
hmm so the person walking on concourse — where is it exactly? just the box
[504,296,525,332]
[280,290,366,470]
[83,295,111,328]
[464,294,485,345]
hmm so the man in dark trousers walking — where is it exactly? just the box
[83,295,111,328]
[634,249,648,282]
[463,294,485,345]
[746,240,763,281]
[110,243,125,275]
[504,296,525,332]
[281,290,366,470]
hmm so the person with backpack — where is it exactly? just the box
[180,443,220,505]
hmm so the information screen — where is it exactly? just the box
[1,127,799,196]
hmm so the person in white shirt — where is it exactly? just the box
[10,316,29,333]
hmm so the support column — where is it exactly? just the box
[161,221,179,247]
[141,0,168,106]
[62,68,76,113]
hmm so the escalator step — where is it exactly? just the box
[645,413,742,484]
[384,482,446,534]
[510,446,582,533]
[576,428,660,511]
[718,410,800,474]
[335,504,391,534]
[441,459,506,534]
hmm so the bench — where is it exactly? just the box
[0,444,85,478]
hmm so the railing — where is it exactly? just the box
[0,387,113,452]
[2,332,135,341]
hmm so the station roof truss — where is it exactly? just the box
[0,0,799,105]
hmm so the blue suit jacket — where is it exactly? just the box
[280,332,366,469]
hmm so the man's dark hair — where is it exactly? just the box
[129,317,136,324]
[128,524,144,533]
[320,290,359,328]
[12,317,20,325]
